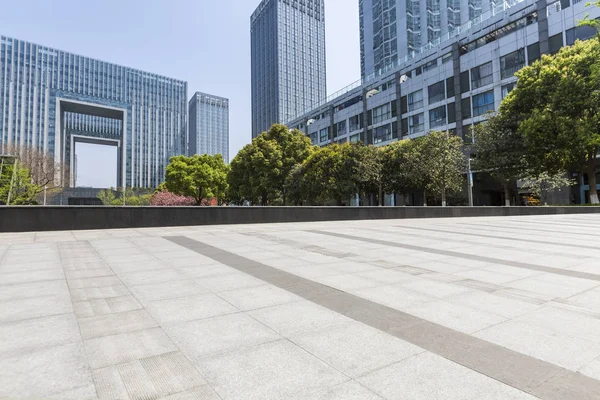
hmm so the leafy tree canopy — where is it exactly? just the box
[165,154,228,205]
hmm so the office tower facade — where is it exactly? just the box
[288,0,598,203]
[360,0,502,79]
[0,35,188,189]
[189,92,229,163]
[251,0,327,138]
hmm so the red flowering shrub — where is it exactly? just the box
[150,190,196,206]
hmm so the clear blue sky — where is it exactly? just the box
[0,0,360,168]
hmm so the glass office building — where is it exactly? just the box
[251,0,327,138]
[189,92,229,163]
[0,36,188,189]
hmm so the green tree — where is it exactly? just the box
[0,162,41,205]
[165,154,229,205]
[381,139,426,205]
[261,124,315,204]
[284,163,307,206]
[473,112,528,206]
[350,144,384,206]
[507,39,600,203]
[228,136,283,205]
[97,188,116,205]
[521,172,576,205]
[579,1,600,42]
[301,143,358,206]
[421,131,466,207]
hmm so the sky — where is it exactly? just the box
[0,0,361,176]
[74,143,118,188]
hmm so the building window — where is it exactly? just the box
[429,106,447,128]
[373,124,392,144]
[349,114,361,132]
[311,132,318,145]
[409,113,425,134]
[527,42,541,64]
[350,133,360,143]
[549,33,563,55]
[566,25,597,46]
[471,62,493,89]
[428,81,445,104]
[462,98,472,119]
[373,103,391,124]
[408,90,423,111]
[473,90,495,117]
[336,120,347,136]
[500,49,525,79]
[501,83,516,99]
[320,128,328,143]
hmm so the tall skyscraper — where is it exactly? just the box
[189,92,229,163]
[359,0,498,78]
[251,0,327,138]
[0,35,188,189]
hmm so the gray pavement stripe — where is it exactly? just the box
[392,225,600,251]
[309,230,600,282]
[166,235,600,400]
[459,222,596,238]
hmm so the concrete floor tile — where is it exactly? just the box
[146,293,238,325]
[68,276,123,289]
[0,313,81,356]
[354,284,435,311]
[358,352,536,400]
[0,295,73,323]
[0,342,94,399]
[474,320,600,371]
[315,273,382,291]
[130,280,208,304]
[303,381,384,400]
[218,284,302,311]
[447,291,541,319]
[79,309,158,339]
[197,339,346,400]
[513,305,600,342]
[119,268,187,286]
[0,268,64,285]
[70,285,131,302]
[65,268,114,279]
[158,385,221,400]
[579,357,600,381]
[405,300,507,334]
[196,271,267,292]
[84,328,178,369]
[567,288,600,312]
[400,279,473,299]
[179,264,237,279]
[0,279,69,301]
[247,300,351,337]
[291,321,424,377]
[164,313,280,360]
[354,268,416,285]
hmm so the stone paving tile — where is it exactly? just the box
[68,276,123,289]
[73,295,142,318]
[130,280,208,304]
[358,352,536,400]
[118,268,188,286]
[0,279,70,301]
[164,313,280,360]
[196,339,347,400]
[70,284,131,302]
[158,385,221,400]
[247,300,351,337]
[217,284,302,311]
[64,268,114,279]
[0,313,81,356]
[0,268,65,285]
[84,327,178,369]
[196,271,268,292]
[301,380,384,400]
[290,321,425,377]
[78,309,158,339]
[145,293,239,325]
[0,342,95,399]
[0,295,73,323]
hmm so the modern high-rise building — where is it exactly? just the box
[0,35,188,190]
[251,0,327,138]
[288,0,599,204]
[188,92,229,163]
[359,0,502,79]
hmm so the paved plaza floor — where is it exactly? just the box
[1,214,600,399]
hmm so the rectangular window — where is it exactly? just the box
[428,81,445,104]
[429,106,447,128]
[549,33,563,55]
[320,128,328,143]
[447,102,456,124]
[311,132,318,145]
[409,113,425,134]
[408,90,423,111]
[473,90,495,117]
[401,95,408,114]
[373,124,392,144]
[500,49,525,79]
[373,103,391,124]
[349,115,360,132]
[336,120,347,136]
[350,133,360,143]
[471,62,494,89]
[446,77,455,98]
[501,82,516,99]
[566,25,597,46]
[460,71,470,93]
[527,42,540,63]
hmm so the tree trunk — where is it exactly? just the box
[423,189,427,207]
[589,156,599,204]
[441,187,446,207]
[503,183,511,207]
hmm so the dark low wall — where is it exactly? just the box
[1,206,600,233]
